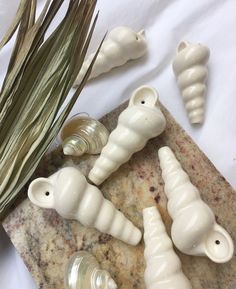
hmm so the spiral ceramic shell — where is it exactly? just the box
[143,206,192,289]
[173,40,210,124]
[158,146,234,263]
[88,85,166,185]
[65,251,117,289]
[74,26,147,86]
[60,115,109,157]
[28,167,141,246]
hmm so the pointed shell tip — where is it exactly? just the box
[129,227,142,246]
[158,146,172,157]
[190,116,204,124]
[63,146,76,156]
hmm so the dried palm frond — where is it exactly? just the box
[0,0,101,218]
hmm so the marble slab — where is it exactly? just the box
[2,101,236,289]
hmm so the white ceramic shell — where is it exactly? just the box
[143,206,192,289]
[28,167,142,246]
[173,40,210,124]
[88,85,166,185]
[65,251,117,289]
[74,26,147,86]
[158,146,234,263]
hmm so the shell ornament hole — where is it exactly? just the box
[215,240,220,245]
[45,191,50,196]
[141,100,145,104]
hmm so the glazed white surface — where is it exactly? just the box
[158,146,234,263]
[74,26,147,86]
[1,0,236,288]
[173,41,210,124]
[143,206,192,289]
[28,167,142,246]
[89,85,166,185]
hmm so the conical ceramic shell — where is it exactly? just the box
[173,40,210,124]
[88,85,166,185]
[74,26,147,86]
[28,167,142,246]
[158,146,234,263]
[143,206,192,289]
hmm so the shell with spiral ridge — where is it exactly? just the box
[74,26,147,86]
[65,251,117,289]
[143,206,192,289]
[88,85,166,185]
[158,146,234,263]
[173,40,210,124]
[28,167,142,246]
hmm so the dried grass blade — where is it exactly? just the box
[0,0,28,49]
[7,0,37,72]
[0,0,52,95]
[0,0,99,217]
[28,0,37,28]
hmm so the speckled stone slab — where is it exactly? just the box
[2,101,236,289]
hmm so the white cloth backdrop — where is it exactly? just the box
[0,0,235,288]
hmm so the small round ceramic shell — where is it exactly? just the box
[158,146,234,263]
[65,251,117,289]
[60,114,109,157]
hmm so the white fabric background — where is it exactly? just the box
[0,0,235,288]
